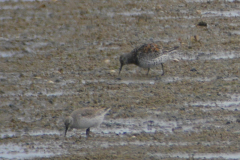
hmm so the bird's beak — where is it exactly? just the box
[64,125,69,137]
[119,64,123,74]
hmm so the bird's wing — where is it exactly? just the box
[137,44,178,60]
[135,43,164,60]
[79,108,96,117]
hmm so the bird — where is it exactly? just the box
[119,43,179,75]
[64,107,111,138]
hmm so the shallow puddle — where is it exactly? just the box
[82,79,155,85]
[0,151,55,160]
[185,0,236,2]
[149,152,240,159]
[117,11,154,16]
[190,94,240,111]
[0,51,16,58]
[201,10,240,18]
[0,130,60,139]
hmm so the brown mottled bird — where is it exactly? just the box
[64,107,111,137]
[119,43,179,75]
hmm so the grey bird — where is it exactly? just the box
[119,43,179,75]
[64,107,111,137]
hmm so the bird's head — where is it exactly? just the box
[119,54,130,74]
[64,116,73,137]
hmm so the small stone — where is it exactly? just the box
[190,68,197,72]
[197,21,207,27]
[196,10,201,14]
[55,79,61,83]
[226,121,231,125]
[110,70,116,73]
[58,68,63,74]
[19,73,24,78]
[48,80,54,84]
[34,76,41,79]
[104,59,110,64]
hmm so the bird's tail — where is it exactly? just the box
[104,107,111,114]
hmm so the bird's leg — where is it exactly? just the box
[86,128,90,137]
[161,63,164,76]
[146,68,150,75]
[119,65,123,75]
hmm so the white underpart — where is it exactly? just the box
[74,114,105,129]
[71,109,110,129]
[139,54,173,68]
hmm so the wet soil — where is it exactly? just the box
[1,0,240,159]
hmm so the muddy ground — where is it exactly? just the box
[1,0,240,159]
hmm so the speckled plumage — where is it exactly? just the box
[119,43,179,75]
[64,107,111,137]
